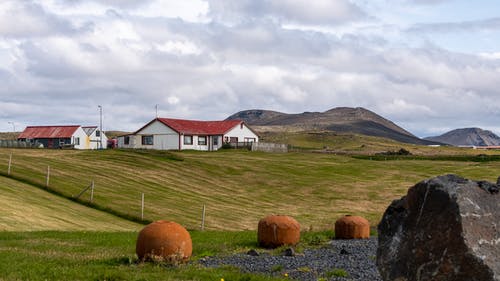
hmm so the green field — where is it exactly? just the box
[0,230,298,281]
[1,146,499,231]
[0,176,141,231]
[1,141,500,280]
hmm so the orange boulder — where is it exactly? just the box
[335,215,370,239]
[258,215,300,248]
[136,220,192,263]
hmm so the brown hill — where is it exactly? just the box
[227,107,437,145]
[424,128,500,146]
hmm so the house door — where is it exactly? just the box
[48,139,53,148]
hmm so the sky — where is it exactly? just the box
[1,0,499,137]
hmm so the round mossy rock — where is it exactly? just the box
[335,215,370,239]
[258,215,300,248]
[136,220,192,263]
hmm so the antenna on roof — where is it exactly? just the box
[155,104,159,118]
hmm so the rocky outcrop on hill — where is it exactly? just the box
[425,127,500,146]
[377,174,499,281]
[227,107,439,145]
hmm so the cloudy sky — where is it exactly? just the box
[1,0,499,137]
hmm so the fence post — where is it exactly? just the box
[141,193,145,221]
[46,165,50,187]
[90,180,94,203]
[7,153,12,175]
[201,204,206,231]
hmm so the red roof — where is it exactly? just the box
[18,125,80,139]
[139,118,244,135]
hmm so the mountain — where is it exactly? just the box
[227,107,437,145]
[424,128,500,146]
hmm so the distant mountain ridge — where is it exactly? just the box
[424,128,500,146]
[227,107,438,145]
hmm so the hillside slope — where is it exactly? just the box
[0,176,141,231]
[227,107,436,145]
[1,148,499,231]
[425,128,500,146]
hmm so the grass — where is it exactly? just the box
[1,147,500,231]
[2,131,500,280]
[0,176,141,231]
[0,230,335,281]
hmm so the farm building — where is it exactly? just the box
[18,125,108,149]
[117,118,259,151]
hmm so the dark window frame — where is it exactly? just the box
[184,135,193,145]
[198,136,207,145]
[142,135,154,145]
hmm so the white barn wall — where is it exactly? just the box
[180,135,223,151]
[117,135,139,149]
[224,124,259,143]
[136,120,179,150]
[72,127,90,150]
[88,129,108,149]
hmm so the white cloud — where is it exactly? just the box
[155,40,202,55]
[479,52,500,60]
[207,0,367,25]
[1,0,500,138]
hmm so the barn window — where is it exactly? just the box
[124,136,130,145]
[74,137,80,145]
[198,136,207,145]
[184,135,193,145]
[142,135,154,145]
[96,130,101,137]
[213,136,218,146]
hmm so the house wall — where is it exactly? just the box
[72,127,89,149]
[117,135,140,149]
[135,120,179,150]
[86,129,108,149]
[180,135,222,151]
[224,123,259,143]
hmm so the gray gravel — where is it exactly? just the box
[198,237,382,280]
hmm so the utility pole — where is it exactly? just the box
[98,105,102,149]
[8,122,15,132]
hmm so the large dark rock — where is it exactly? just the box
[377,174,499,281]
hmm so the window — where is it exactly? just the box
[198,136,207,145]
[213,136,219,146]
[74,137,80,145]
[96,130,101,137]
[230,137,238,143]
[184,135,193,145]
[124,136,130,145]
[142,135,154,145]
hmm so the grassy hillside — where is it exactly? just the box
[257,130,495,155]
[1,146,499,231]
[0,176,141,231]
[0,132,19,140]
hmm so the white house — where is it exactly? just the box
[82,126,108,149]
[18,125,107,149]
[117,118,259,151]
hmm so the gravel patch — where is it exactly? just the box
[198,237,382,280]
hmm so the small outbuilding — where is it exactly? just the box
[18,125,107,149]
[117,117,259,151]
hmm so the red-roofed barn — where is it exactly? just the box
[117,118,259,151]
[18,125,107,149]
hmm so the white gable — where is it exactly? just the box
[137,120,177,135]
